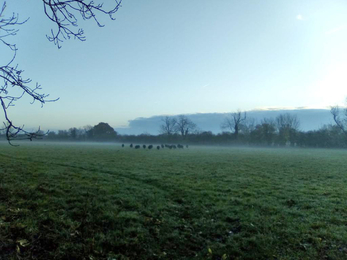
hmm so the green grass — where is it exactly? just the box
[1,142,347,259]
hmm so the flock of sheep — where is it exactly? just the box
[121,143,188,150]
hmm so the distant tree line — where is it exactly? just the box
[43,122,117,141]
[1,112,346,148]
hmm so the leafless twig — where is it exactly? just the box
[43,0,122,48]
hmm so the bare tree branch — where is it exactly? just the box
[42,0,122,48]
[0,1,122,144]
[0,2,58,144]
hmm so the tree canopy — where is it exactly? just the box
[90,122,117,140]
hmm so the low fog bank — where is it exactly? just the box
[115,109,333,135]
[4,108,341,149]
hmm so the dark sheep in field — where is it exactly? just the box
[148,145,153,149]
[168,145,172,149]
[143,145,146,149]
[157,146,160,150]
[172,145,177,149]
[161,144,164,148]
[165,144,169,148]
[130,144,133,148]
[135,145,140,149]
[177,144,184,149]
[122,144,124,147]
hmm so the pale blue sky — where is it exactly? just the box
[2,0,347,130]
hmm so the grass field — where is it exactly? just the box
[1,142,347,259]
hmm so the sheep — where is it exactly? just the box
[130,144,133,148]
[122,144,124,147]
[143,144,146,149]
[135,145,140,149]
[148,145,153,149]
[157,146,160,150]
[172,145,177,149]
[161,144,164,148]
[177,144,184,149]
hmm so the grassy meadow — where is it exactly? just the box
[1,142,347,259]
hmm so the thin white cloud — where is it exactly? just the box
[254,106,326,111]
[296,14,303,21]
[325,24,347,35]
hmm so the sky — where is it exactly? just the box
[1,0,347,131]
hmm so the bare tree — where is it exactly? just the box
[160,116,177,135]
[258,118,276,145]
[276,113,300,131]
[83,124,94,139]
[0,1,122,144]
[275,113,300,146]
[221,110,247,139]
[239,117,256,136]
[68,127,80,140]
[331,105,347,134]
[175,115,196,138]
